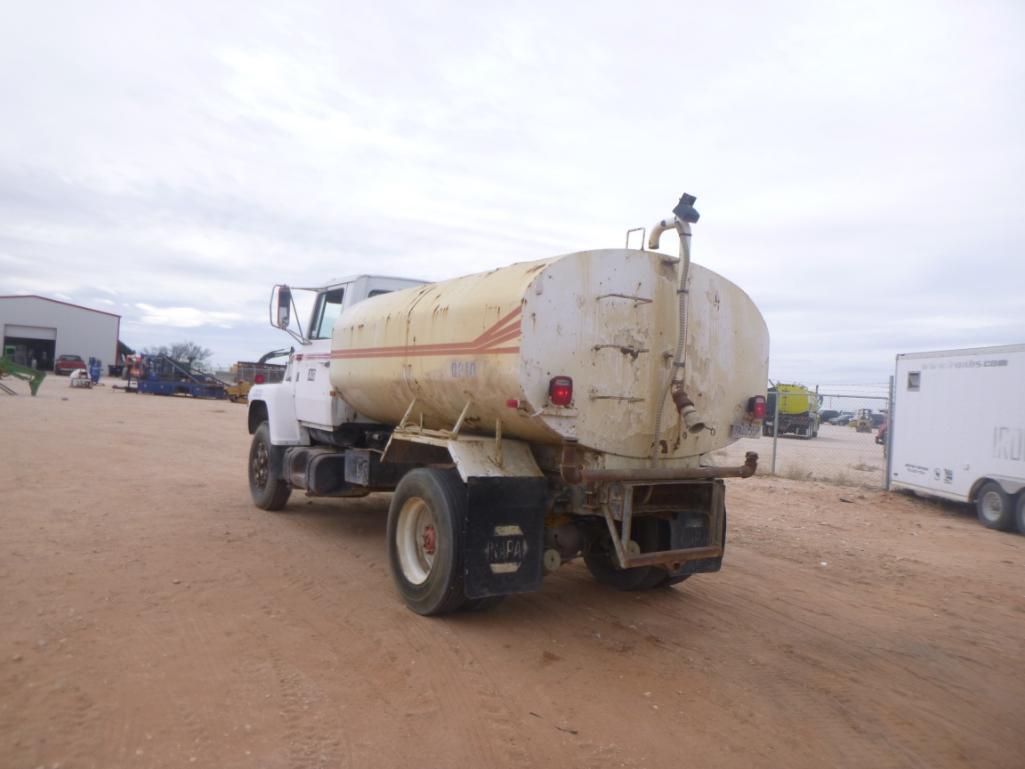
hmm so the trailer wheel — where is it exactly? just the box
[387,468,470,616]
[975,481,1014,531]
[248,422,291,511]
[1014,493,1025,536]
[584,517,665,590]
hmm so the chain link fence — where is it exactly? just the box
[717,384,892,488]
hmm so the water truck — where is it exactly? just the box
[246,195,769,615]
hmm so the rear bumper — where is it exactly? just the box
[603,479,726,570]
[561,449,758,485]
[559,445,753,571]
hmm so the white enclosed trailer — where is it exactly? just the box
[888,343,1025,534]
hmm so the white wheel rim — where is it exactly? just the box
[397,496,437,585]
[981,490,1004,522]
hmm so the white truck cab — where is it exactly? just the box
[249,274,425,445]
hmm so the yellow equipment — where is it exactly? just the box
[850,409,873,433]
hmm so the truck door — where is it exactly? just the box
[294,288,345,428]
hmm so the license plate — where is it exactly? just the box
[730,422,761,439]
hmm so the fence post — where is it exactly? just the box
[884,374,894,490]
[771,389,780,475]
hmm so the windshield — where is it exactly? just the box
[311,289,344,339]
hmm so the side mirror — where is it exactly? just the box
[273,285,292,329]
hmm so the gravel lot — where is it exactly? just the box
[2,376,1024,769]
[719,423,889,488]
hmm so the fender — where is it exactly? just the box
[381,430,543,482]
[248,382,307,446]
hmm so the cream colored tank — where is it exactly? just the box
[330,248,768,460]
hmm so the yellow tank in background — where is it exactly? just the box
[764,382,820,439]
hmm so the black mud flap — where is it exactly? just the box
[463,477,546,599]
[665,507,727,578]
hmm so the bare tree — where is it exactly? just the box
[142,341,214,367]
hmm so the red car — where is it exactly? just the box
[54,354,87,376]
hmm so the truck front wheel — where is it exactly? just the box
[975,481,1014,531]
[1015,493,1025,536]
[248,422,291,511]
[387,468,470,615]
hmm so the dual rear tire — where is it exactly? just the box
[583,514,716,590]
[387,468,504,616]
[583,517,668,590]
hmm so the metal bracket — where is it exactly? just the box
[397,397,418,430]
[589,390,645,403]
[593,345,649,357]
[600,480,725,570]
[596,293,653,305]
[449,399,472,438]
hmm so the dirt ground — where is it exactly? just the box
[2,376,1024,769]
[720,423,890,489]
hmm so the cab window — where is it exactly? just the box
[311,289,344,339]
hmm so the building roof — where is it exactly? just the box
[0,294,121,319]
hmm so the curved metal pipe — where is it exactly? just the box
[560,444,758,485]
[648,213,703,463]
[647,217,681,251]
[574,452,758,484]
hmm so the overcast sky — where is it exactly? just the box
[1,0,1022,385]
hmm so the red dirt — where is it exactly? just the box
[2,378,1023,768]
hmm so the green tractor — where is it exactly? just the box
[0,355,47,396]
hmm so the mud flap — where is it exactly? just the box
[666,481,726,578]
[664,510,726,577]
[463,477,546,599]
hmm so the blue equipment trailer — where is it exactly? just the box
[127,354,228,399]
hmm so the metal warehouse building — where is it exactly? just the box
[0,295,120,372]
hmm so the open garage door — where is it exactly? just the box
[3,324,57,370]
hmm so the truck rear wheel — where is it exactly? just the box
[387,468,470,616]
[975,481,1014,531]
[248,422,291,511]
[1014,492,1025,536]
[584,518,665,590]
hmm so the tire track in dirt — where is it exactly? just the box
[5,381,1025,769]
[240,508,543,769]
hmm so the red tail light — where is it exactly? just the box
[748,395,766,419]
[549,376,573,406]
[254,374,266,384]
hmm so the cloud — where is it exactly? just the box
[135,303,243,329]
[0,0,1022,376]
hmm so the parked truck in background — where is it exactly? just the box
[888,344,1025,535]
[763,382,819,439]
[245,195,770,615]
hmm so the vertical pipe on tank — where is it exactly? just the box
[648,216,696,462]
